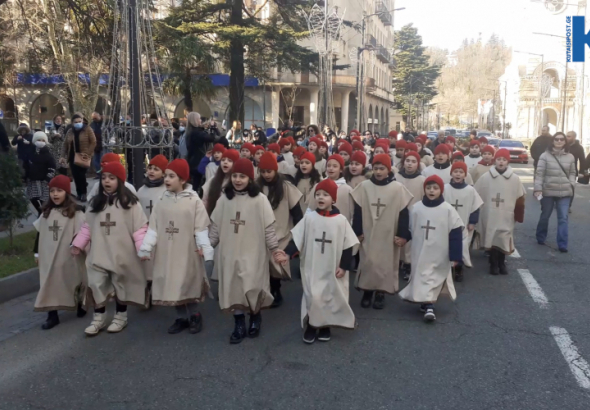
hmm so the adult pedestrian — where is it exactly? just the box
[24,132,55,215]
[90,112,104,178]
[469,129,477,141]
[185,111,217,190]
[565,131,586,177]
[60,113,96,202]
[430,130,447,151]
[48,115,67,175]
[12,123,34,173]
[530,125,553,170]
[225,120,242,146]
[534,132,576,252]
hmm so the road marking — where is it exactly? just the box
[517,269,548,308]
[509,248,521,258]
[550,327,590,390]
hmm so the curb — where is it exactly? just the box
[0,268,39,304]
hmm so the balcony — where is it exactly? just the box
[376,1,392,26]
[376,46,391,63]
[364,77,376,91]
[367,34,377,48]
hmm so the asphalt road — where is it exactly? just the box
[1,163,590,410]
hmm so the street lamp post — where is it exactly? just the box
[515,50,544,137]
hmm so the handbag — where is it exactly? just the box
[73,133,91,168]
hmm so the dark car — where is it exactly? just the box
[498,140,529,164]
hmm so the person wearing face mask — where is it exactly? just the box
[60,113,96,202]
[25,132,56,215]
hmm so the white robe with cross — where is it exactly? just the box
[137,184,167,281]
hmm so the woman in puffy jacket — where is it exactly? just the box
[534,132,576,252]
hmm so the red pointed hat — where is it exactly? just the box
[213,143,227,154]
[101,161,126,182]
[338,141,352,156]
[351,150,366,165]
[372,153,392,171]
[258,152,278,171]
[494,148,511,162]
[482,145,496,155]
[222,149,240,163]
[300,152,316,166]
[232,158,255,180]
[404,151,421,163]
[149,154,168,172]
[434,144,451,156]
[268,143,280,153]
[327,154,344,170]
[451,161,467,174]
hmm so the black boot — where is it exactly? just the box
[361,291,374,308]
[189,313,203,334]
[303,325,317,344]
[248,312,262,338]
[454,265,464,282]
[498,253,508,275]
[317,327,331,342]
[168,318,189,334]
[270,278,283,308]
[145,281,153,310]
[230,314,247,344]
[372,292,385,310]
[402,263,411,281]
[489,250,499,276]
[42,310,59,330]
[76,302,87,318]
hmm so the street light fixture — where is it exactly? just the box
[515,50,544,137]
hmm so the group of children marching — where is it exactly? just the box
[33,131,525,345]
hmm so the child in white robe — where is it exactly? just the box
[465,140,482,169]
[422,144,452,183]
[469,145,495,184]
[87,153,136,203]
[345,151,369,189]
[294,152,322,213]
[33,175,86,330]
[286,178,358,344]
[399,175,464,323]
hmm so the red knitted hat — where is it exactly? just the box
[287,136,295,146]
[241,143,255,155]
[494,148,511,162]
[213,143,226,154]
[166,159,190,181]
[300,152,316,166]
[351,135,362,143]
[222,149,240,163]
[232,158,255,180]
[258,152,278,171]
[338,141,352,156]
[278,138,292,148]
[267,143,280,153]
[452,151,465,160]
[451,161,468,175]
[48,175,71,195]
[434,144,451,156]
[469,139,480,147]
[395,140,407,149]
[350,129,360,136]
[375,139,390,151]
[101,152,121,165]
[308,137,321,148]
[388,130,398,138]
[351,151,366,166]
[482,145,496,155]
[416,135,427,144]
[102,161,126,182]
[327,154,344,170]
[372,153,392,171]
[314,134,325,141]
[315,178,338,202]
[319,140,329,150]
[446,136,456,143]
[352,141,364,151]
[479,136,488,143]
[424,174,444,194]
[293,146,306,158]
[254,145,265,154]
[406,142,418,152]
[404,151,421,163]
[149,154,168,172]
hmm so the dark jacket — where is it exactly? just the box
[0,121,9,153]
[186,127,216,172]
[25,146,56,182]
[530,135,554,167]
[90,120,103,153]
[12,132,34,160]
[430,137,447,152]
[567,140,586,175]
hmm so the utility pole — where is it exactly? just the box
[129,0,143,188]
[356,17,366,132]
[323,0,328,128]
[502,81,507,138]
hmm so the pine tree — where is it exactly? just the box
[391,24,441,121]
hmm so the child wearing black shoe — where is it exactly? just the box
[33,175,87,329]
[399,175,464,323]
[208,159,286,344]
[138,159,213,334]
[287,179,358,344]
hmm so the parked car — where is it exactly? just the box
[487,137,501,149]
[427,131,438,140]
[498,140,529,164]
[477,130,492,138]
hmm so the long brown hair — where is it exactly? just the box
[206,166,229,215]
[41,193,79,219]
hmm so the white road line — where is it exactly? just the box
[509,248,521,258]
[517,269,548,308]
[550,327,590,390]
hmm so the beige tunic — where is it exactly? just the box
[307,178,354,223]
[396,173,426,264]
[443,184,483,267]
[262,181,302,279]
[399,201,464,303]
[34,209,86,311]
[421,155,434,167]
[211,193,276,313]
[148,190,210,305]
[315,158,327,175]
[469,163,492,184]
[422,164,473,185]
[347,174,367,189]
[85,202,148,307]
[137,184,167,281]
[474,167,526,254]
[291,211,359,329]
[296,177,319,213]
[351,179,414,294]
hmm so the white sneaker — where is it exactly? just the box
[84,313,107,336]
[423,308,436,323]
[107,312,128,333]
